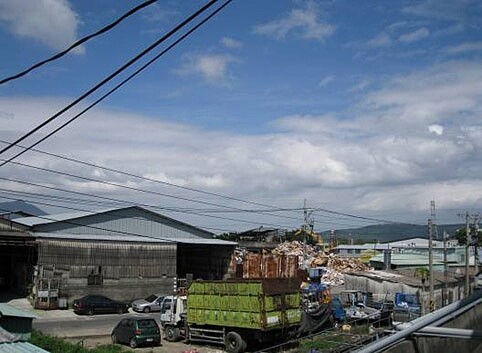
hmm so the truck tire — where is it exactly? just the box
[165,326,180,342]
[225,331,246,353]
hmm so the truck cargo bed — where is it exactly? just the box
[187,278,302,330]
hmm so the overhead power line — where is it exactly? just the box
[0,0,223,160]
[1,157,302,223]
[0,176,297,229]
[0,0,158,85]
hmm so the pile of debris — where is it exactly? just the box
[268,241,370,286]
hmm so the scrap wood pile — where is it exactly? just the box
[270,241,371,286]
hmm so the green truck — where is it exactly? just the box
[159,278,304,353]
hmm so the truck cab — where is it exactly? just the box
[159,295,187,342]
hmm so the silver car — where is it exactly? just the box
[131,294,165,313]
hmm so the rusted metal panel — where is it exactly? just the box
[243,253,262,278]
[242,254,299,279]
[262,254,279,278]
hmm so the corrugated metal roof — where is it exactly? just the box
[0,342,50,353]
[0,304,36,319]
[35,232,236,246]
[13,208,118,226]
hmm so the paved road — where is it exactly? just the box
[34,311,160,338]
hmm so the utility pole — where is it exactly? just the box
[465,212,470,297]
[475,216,480,275]
[303,199,307,267]
[428,201,435,311]
[443,230,448,306]
[428,218,434,311]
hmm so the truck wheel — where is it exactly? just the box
[225,331,246,353]
[165,326,180,342]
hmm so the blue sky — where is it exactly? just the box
[1,0,482,234]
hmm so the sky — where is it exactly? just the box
[0,0,482,235]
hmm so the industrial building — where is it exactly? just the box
[0,206,236,305]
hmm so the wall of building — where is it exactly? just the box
[344,273,466,309]
[36,239,177,302]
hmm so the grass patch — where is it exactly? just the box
[297,332,347,353]
[30,331,128,353]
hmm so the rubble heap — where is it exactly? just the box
[269,241,370,286]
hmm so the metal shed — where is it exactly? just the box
[0,206,236,303]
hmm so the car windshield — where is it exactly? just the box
[137,319,157,327]
[145,295,157,302]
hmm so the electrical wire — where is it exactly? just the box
[1,158,303,223]
[0,0,158,85]
[0,139,303,217]
[0,0,222,159]
[0,176,297,229]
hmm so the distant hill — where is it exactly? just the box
[326,223,464,243]
[0,200,47,218]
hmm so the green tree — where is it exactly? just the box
[454,226,482,246]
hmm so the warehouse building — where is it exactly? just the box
[0,206,236,305]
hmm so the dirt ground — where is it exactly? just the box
[66,336,226,353]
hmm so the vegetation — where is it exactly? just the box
[454,226,482,246]
[30,331,130,353]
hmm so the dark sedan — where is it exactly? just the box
[73,294,129,315]
[111,316,161,348]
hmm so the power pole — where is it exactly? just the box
[428,219,434,311]
[475,216,480,275]
[465,212,470,297]
[428,201,435,311]
[443,230,448,306]
[303,199,307,267]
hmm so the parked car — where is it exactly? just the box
[72,294,129,315]
[131,294,165,313]
[111,316,161,348]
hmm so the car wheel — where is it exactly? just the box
[225,331,246,353]
[111,333,117,344]
[117,307,124,314]
[143,306,151,313]
[129,337,137,348]
[165,326,180,342]
[87,308,94,316]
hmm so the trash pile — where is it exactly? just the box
[268,241,371,286]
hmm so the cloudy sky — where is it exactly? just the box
[0,0,481,234]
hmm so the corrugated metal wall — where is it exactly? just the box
[32,208,213,239]
[37,239,176,279]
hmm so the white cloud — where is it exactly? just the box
[220,37,242,49]
[399,27,430,43]
[428,124,444,136]
[175,54,238,83]
[442,41,482,56]
[403,0,479,22]
[318,76,334,87]
[366,32,392,48]
[253,3,334,42]
[2,61,482,229]
[0,0,83,52]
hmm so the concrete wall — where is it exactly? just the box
[344,273,466,311]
